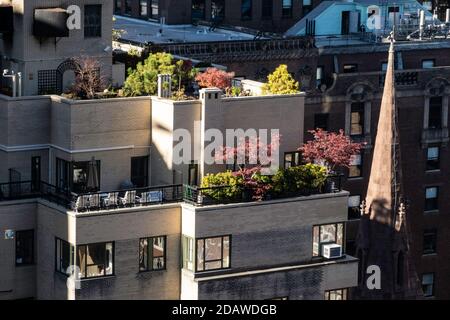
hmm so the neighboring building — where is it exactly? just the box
[0,89,358,300]
[113,0,323,33]
[0,0,115,96]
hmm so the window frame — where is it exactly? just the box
[312,222,345,257]
[195,235,231,272]
[324,288,348,300]
[15,230,34,266]
[428,96,443,129]
[261,0,273,19]
[284,151,301,169]
[139,236,167,272]
[84,5,102,38]
[424,186,439,212]
[139,0,148,17]
[241,0,252,20]
[348,195,361,220]
[422,59,435,69]
[350,102,365,136]
[423,229,437,255]
[55,237,75,276]
[421,273,435,297]
[131,156,149,188]
[343,64,358,73]
[426,146,440,171]
[76,241,115,279]
[282,0,293,18]
[182,235,195,271]
[348,153,363,178]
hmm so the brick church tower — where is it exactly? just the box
[352,33,423,300]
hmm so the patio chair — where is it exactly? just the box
[119,190,137,206]
[87,194,100,210]
[72,196,87,212]
[104,192,118,208]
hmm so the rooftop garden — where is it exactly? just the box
[62,50,300,100]
[186,129,365,206]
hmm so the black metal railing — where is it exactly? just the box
[183,175,343,206]
[71,184,183,212]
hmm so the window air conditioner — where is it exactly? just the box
[322,243,343,259]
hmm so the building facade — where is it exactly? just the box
[113,0,323,32]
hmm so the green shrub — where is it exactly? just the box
[262,64,300,95]
[200,171,243,200]
[272,164,327,195]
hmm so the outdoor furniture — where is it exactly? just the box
[88,194,100,210]
[138,190,163,205]
[103,192,118,208]
[119,190,137,206]
[72,196,86,212]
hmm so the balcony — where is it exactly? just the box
[183,175,343,206]
[421,127,449,146]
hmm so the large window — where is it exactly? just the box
[192,0,205,21]
[428,97,442,129]
[182,236,195,271]
[421,273,434,297]
[313,223,344,257]
[282,0,293,18]
[16,230,34,265]
[349,154,363,178]
[55,238,74,275]
[325,288,348,300]
[423,229,437,255]
[131,156,149,188]
[139,236,166,271]
[425,187,439,212]
[140,0,148,17]
[422,59,435,69]
[348,195,361,220]
[77,242,114,279]
[84,5,102,38]
[72,160,101,194]
[350,102,364,136]
[241,0,252,20]
[188,162,199,186]
[196,235,230,271]
[426,147,440,171]
[211,0,225,21]
[56,158,70,192]
[284,151,301,169]
[262,0,273,18]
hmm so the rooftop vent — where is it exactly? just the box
[0,5,13,34]
[33,8,69,38]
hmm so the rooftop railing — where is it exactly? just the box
[183,175,343,207]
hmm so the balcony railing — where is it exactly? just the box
[71,184,183,212]
[183,175,343,206]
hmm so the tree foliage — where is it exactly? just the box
[71,56,108,99]
[300,129,365,173]
[195,68,235,90]
[263,64,299,95]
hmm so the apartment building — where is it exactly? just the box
[0,88,358,299]
[113,0,322,32]
[0,0,114,96]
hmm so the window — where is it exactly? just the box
[426,147,440,171]
[211,0,225,21]
[56,158,70,192]
[77,242,114,279]
[422,59,435,69]
[196,235,230,271]
[316,66,324,88]
[349,154,363,178]
[192,0,205,21]
[423,229,437,255]
[343,64,358,73]
[314,113,329,130]
[125,0,132,14]
[84,5,102,38]
[16,230,34,265]
[262,0,273,18]
[55,238,74,275]
[114,0,122,13]
[182,236,195,271]
[139,236,166,271]
[313,223,344,257]
[421,273,434,297]
[72,160,101,193]
[428,97,442,129]
[188,162,199,186]
[284,151,301,169]
[140,0,148,17]
[350,102,364,136]
[325,288,348,300]
[241,0,252,20]
[303,0,312,16]
[150,0,159,19]
[282,0,293,18]
[381,62,388,71]
[425,187,439,211]
[348,195,361,220]
[131,156,149,188]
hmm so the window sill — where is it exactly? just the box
[15,263,36,268]
[424,210,439,215]
[425,169,440,174]
[422,253,437,257]
[138,268,166,274]
[347,176,364,181]
[80,275,116,282]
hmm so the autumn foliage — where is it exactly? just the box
[300,129,365,173]
[195,67,235,90]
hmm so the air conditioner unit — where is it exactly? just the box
[322,243,342,259]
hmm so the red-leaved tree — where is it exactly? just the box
[195,68,235,90]
[300,129,365,173]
